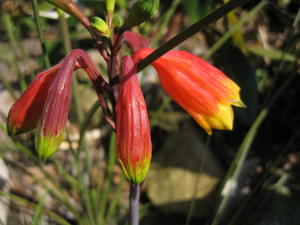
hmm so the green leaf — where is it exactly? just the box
[247,47,297,62]
[31,193,47,225]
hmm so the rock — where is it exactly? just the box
[145,128,223,218]
[0,90,15,146]
[0,158,10,225]
[0,90,14,116]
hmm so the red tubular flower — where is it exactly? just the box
[116,56,152,184]
[133,48,245,135]
[7,49,109,159]
[34,52,76,159]
[7,64,61,136]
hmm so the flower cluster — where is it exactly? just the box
[7,49,110,160]
[7,0,244,184]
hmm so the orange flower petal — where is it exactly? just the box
[133,48,244,134]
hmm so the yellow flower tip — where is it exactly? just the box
[35,133,64,160]
[6,122,17,137]
[192,114,213,135]
[210,104,234,130]
[223,78,246,108]
[231,99,247,108]
[191,104,234,135]
[118,158,151,184]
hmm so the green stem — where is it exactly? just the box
[0,191,73,225]
[138,0,251,71]
[0,72,18,100]
[106,175,126,222]
[4,159,83,222]
[98,132,117,225]
[185,136,211,225]
[53,159,80,192]
[31,0,51,67]
[78,101,100,151]
[150,96,172,127]
[211,52,298,225]
[71,77,84,123]
[106,0,116,27]
[2,13,27,91]
[153,0,181,45]
[211,108,268,225]
[204,0,268,59]
[58,9,72,51]
[32,193,47,225]
[227,129,300,225]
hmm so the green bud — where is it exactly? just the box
[112,14,124,28]
[125,0,159,28]
[90,17,111,38]
[106,0,116,14]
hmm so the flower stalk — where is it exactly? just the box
[130,184,140,225]
[106,0,116,27]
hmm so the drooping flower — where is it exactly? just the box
[7,49,109,159]
[133,48,245,135]
[115,56,152,184]
[7,64,61,136]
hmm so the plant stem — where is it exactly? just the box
[0,191,73,225]
[204,0,268,59]
[138,0,251,71]
[211,108,268,225]
[226,129,300,225]
[58,9,72,52]
[130,184,140,225]
[107,175,126,222]
[153,0,181,45]
[185,135,211,225]
[0,72,18,100]
[211,40,298,225]
[78,101,101,150]
[31,0,51,67]
[2,13,27,91]
[98,132,117,225]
